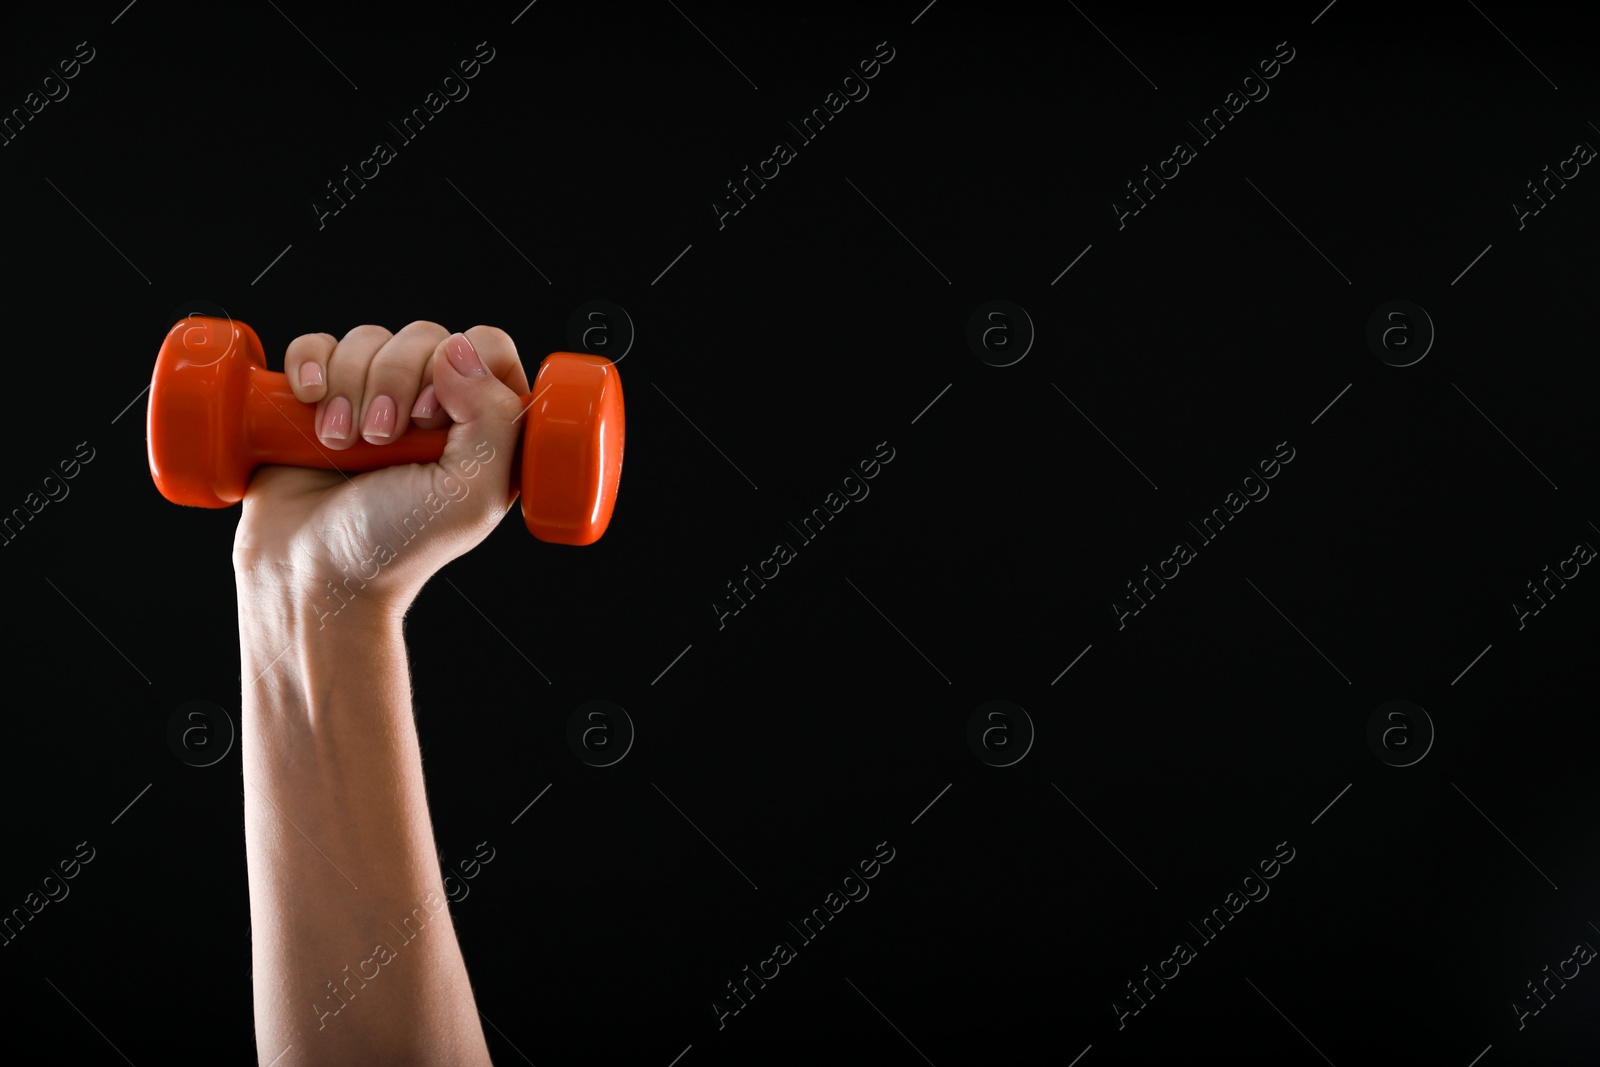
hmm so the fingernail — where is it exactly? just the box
[322,396,351,441]
[446,333,487,379]
[411,384,439,419]
[299,362,324,388]
[362,395,396,440]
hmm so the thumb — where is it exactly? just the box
[428,330,529,520]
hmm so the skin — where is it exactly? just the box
[236,321,530,1065]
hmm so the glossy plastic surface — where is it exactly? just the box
[148,316,624,544]
[521,352,625,546]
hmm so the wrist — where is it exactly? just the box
[236,561,409,635]
[237,573,407,711]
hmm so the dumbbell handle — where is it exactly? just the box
[243,367,519,472]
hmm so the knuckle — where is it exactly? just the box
[286,334,330,361]
[340,324,392,347]
[466,325,514,352]
[368,346,418,377]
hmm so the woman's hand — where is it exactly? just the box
[233,321,522,1064]
[231,321,531,617]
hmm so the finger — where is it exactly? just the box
[428,329,530,522]
[408,381,449,431]
[317,324,392,450]
[407,325,512,432]
[460,325,532,397]
[357,320,449,444]
[284,333,337,404]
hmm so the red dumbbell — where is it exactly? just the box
[147,316,623,545]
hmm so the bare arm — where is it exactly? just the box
[233,322,530,1065]
[239,589,491,1065]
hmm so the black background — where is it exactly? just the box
[2,1,1598,1063]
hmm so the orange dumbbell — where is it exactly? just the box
[147,316,624,545]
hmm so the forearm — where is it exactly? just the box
[238,576,491,1066]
